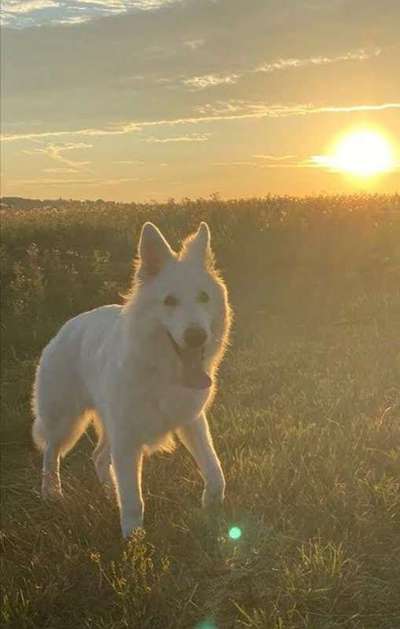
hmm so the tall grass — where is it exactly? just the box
[1,194,400,628]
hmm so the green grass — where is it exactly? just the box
[1,194,400,628]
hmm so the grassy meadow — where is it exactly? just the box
[1,194,400,628]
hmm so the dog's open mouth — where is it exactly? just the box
[167,332,212,390]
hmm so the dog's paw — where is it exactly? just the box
[41,474,63,501]
[42,484,63,501]
[121,516,144,539]
[202,483,225,510]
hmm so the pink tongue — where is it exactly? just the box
[181,348,212,390]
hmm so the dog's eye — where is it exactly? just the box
[198,291,210,304]
[164,294,178,307]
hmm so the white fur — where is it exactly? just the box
[32,222,231,537]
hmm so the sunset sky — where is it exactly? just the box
[1,0,399,201]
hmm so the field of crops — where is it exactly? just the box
[1,194,400,628]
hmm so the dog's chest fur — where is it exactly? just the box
[88,326,212,445]
[115,351,212,440]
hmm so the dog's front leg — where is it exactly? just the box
[111,440,144,538]
[177,412,225,508]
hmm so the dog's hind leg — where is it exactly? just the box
[33,411,91,499]
[42,441,63,499]
[93,438,112,485]
[92,416,112,488]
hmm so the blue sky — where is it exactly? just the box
[1,0,399,201]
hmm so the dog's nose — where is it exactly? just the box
[184,326,207,348]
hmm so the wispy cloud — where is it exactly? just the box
[75,0,176,9]
[180,48,381,91]
[102,177,140,185]
[183,39,205,51]
[183,73,240,90]
[2,0,59,14]
[145,133,210,143]
[192,100,400,120]
[253,154,297,161]
[2,125,138,143]
[215,149,400,172]
[12,175,140,186]
[255,48,381,73]
[2,0,182,27]
[3,102,400,144]
[214,157,315,170]
[113,160,145,165]
[213,161,259,167]
[57,15,91,25]
[22,142,92,168]
[74,0,126,7]
[42,167,79,173]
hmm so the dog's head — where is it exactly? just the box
[131,221,231,385]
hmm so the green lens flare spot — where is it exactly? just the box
[228,526,242,540]
[195,621,217,629]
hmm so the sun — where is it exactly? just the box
[313,129,396,177]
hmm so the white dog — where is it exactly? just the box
[32,222,232,537]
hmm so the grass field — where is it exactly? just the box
[1,194,400,628]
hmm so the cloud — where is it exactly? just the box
[74,0,127,6]
[2,126,137,142]
[214,157,315,169]
[23,142,92,168]
[57,16,91,24]
[2,102,400,144]
[213,161,260,167]
[113,159,145,165]
[43,167,79,173]
[75,0,179,10]
[179,47,381,92]
[192,100,400,120]
[12,177,99,185]
[183,39,205,50]
[255,48,381,73]
[253,154,297,161]
[183,73,240,90]
[2,0,59,13]
[1,0,59,26]
[144,133,210,143]
[214,148,400,172]
[12,175,140,186]
[101,177,140,184]
[2,0,183,27]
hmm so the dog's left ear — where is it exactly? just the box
[182,222,214,267]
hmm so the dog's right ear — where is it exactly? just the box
[137,222,175,278]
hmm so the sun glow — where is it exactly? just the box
[313,129,396,177]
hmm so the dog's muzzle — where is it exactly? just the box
[166,331,212,390]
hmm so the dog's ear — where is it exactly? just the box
[137,222,175,278]
[182,222,214,267]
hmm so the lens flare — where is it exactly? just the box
[312,129,396,177]
[195,620,218,629]
[228,526,242,540]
